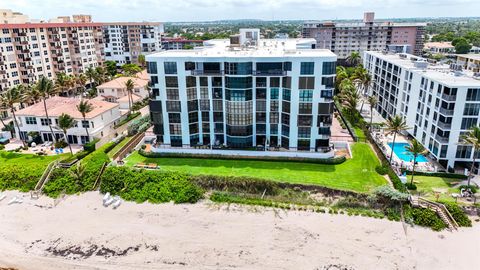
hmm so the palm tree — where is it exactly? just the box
[76,100,93,140]
[75,73,88,97]
[36,76,58,143]
[367,95,378,130]
[1,86,27,147]
[57,113,76,155]
[405,139,428,186]
[85,67,97,89]
[460,126,480,186]
[385,115,409,165]
[346,51,361,66]
[71,160,86,189]
[23,84,41,105]
[95,66,108,85]
[138,54,146,68]
[125,79,135,114]
[335,66,349,94]
[55,72,72,96]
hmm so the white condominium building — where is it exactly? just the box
[146,29,337,151]
[103,22,164,66]
[364,51,480,170]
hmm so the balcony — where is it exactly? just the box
[439,107,454,116]
[252,70,287,76]
[437,121,452,130]
[441,94,456,102]
[435,134,449,143]
[191,70,224,76]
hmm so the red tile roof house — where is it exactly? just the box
[96,70,149,112]
[15,96,121,145]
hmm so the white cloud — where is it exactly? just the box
[1,0,479,21]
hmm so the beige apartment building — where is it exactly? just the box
[103,22,164,66]
[302,12,426,60]
[0,10,104,93]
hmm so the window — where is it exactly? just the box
[299,77,315,89]
[298,115,312,126]
[282,89,291,101]
[165,76,178,87]
[270,88,279,99]
[466,88,480,101]
[300,62,314,75]
[299,90,313,102]
[164,62,177,74]
[147,61,157,74]
[166,101,181,112]
[456,145,472,159]
[463,103,480,116]
[25,117,37,125]
[169,124,182,135]
[461,118,477,130]
[166,88,179,100]
[322,62,336,75]
[298,127,311,138]
[321,77,334,88]
[299,103,312,114]
[168,113,181,123]
[40,118,52,126]
[81,120,90,128]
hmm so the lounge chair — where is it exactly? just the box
[112,196,122,209]
[103,192,111,203]
[103,197,115,207]
[0,193,6,201]
[7,196,23,205]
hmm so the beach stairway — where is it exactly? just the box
[113,132,145,161]
[32,160,59,198]
[93,162,108,191]
[410,196,459,231]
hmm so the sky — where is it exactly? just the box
[1,0,480,22]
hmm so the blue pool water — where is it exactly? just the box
[388,142,428,162]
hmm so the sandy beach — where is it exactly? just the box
[0,191,478,270]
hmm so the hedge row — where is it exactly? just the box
[402,170,467,180]
[114,112,141,129]
[138,149,346,165]
[444,202,472,227]
[404,204,447,231]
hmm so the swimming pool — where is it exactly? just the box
[387,142,428,163]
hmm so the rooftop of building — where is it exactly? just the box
[424,42,455,48]
[148,38,336,59]
[97,71,149,89]
[161,37,204,43]
[303,21,426,28]
[456,54,480,61]
[366,51,480,87]
[102,22,163,26]
[16,97,118,119]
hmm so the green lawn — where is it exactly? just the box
[0,151,65,191]
[411,175,460,203]
[124,143,387,193]
[107,136,132,159]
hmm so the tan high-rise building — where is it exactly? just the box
[0,10,104,94]
[302,12,426,60]
[103,22,164,66]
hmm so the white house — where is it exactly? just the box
[15,96,121,144]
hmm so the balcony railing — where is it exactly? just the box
[252,70,287,76]
[439,107,454,116]
[191,70,224,76]
[441,94,456,102]
[437,121,452,130]
[435,134,449,143]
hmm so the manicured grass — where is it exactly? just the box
[107,136,132,159]
[411,175,460,203]
[0,151,66,191]
[124,143,387,193]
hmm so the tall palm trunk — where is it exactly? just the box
[83,116,90,139]
[64,130,73,155]
[42,98,57,143]
[369,107,373,130]
[389,132,397,165]
[468,149,476,187]
[10,109,27,147]
[410,156,417,185]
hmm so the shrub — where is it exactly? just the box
[444,202,472,227]
[83,138,100,152]
[138,149,347,165]
[402,170,467,180]
[191,175,280,196]
[127,114,150,135]
[405,182,417,190]
[54,140,68,149]
[375,165,389,175]
[114,112,141,129]
[404,205,447,231]
[100,166,203,204]
[374,186,410,202]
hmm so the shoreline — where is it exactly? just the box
[0,190,478,270]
